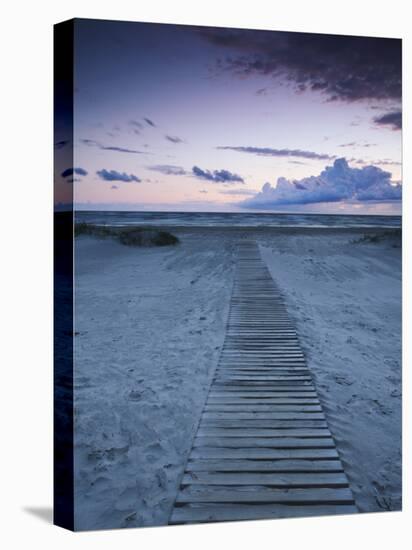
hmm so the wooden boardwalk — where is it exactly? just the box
[170,242,357,525]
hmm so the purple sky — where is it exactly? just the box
[55,19,402,214]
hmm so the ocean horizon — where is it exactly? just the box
[75,210,402,229]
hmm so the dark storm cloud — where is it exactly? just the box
[241,158,401,208]
[80,138,145,154]
[165,134,184,144]
[61,167,88,178]
[373,110,402,130]
[217,145,334,161]
[199,29,401,103]
[148,164,187,175]
[96,169,141,182]
[192,166,244,183]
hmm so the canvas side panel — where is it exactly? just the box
[54,19,74,531]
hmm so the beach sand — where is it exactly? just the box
[74,227,401,529]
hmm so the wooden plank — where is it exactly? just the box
[189,448,338,460]
[216,371,310,376]
[182,472,349,487]
[223,350,302,354]
[197,428,331,438]
[209,385,316,392]
[207,398,320,404]
[204,405,322,412]
[215,375,311,380]
[213,381,314,387]
[219,363,307,366]
[200,419,329,428]
[209,392,318,398]
[202,413,325,421]
[193,437,335,448]
[170,503,357,524]
[222,353,304,357]
[220,357,306,362]
[222,350,305,353]
[222,356,308,363]
[176,486,354,504]
[214,379,313,384]
[217,366,308,371]
[186,459,343,472]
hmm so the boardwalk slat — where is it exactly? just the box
[176,486,354,504]
[204,405,322,412]
[182,472,349,487]
[186,459,343,472]
[170,504,357,524]
[207,402,319,407]
[203,413,325,420]
[200,419,329,428]
[209,392,318,398]
[190,448,339,460]
[209,385,316,392]
[193,437,335,448]
[197,428,331,438]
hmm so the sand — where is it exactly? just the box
[74,227,401,530]
[74,233,236,529]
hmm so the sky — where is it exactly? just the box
[55,19,402,214]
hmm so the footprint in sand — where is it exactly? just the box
[333,374,355,386]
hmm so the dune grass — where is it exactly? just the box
[351,228,401,246]
[75,223,179,247]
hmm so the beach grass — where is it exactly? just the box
[351,228,401,245]
[75,223,179,247]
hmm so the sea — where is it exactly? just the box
[75,211,401,229]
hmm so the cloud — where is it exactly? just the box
[241,158,401,209]
[111,185,119,190]
[192,166,244,183]
[81,138,145,154]
[339,142,376,148]
[217,145,334,161]
[373,110,402,130]
[148,164,187,175]
[144,117,156,127]
[220,188,258,196]
[61,167,88,178]
[80,139,98,146]
[129,120,144,132]
[102,145,145,154]
[165,134,184,144]
[373,159,402,167]
[96,169,141,183]
[199,29,401,103]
